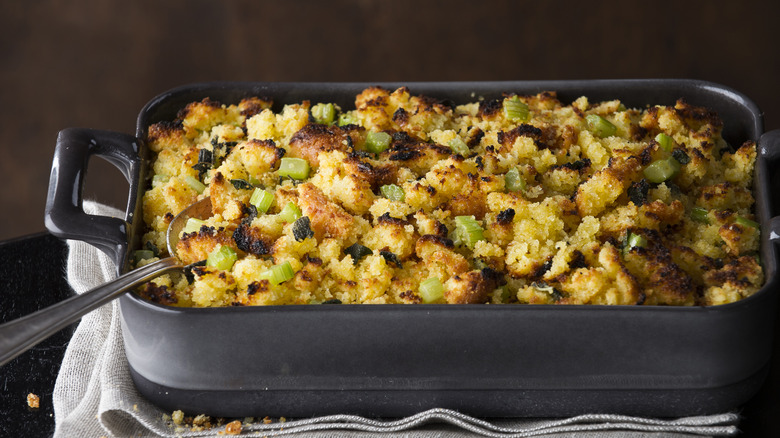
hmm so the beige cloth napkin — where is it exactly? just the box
[53,202,740,437]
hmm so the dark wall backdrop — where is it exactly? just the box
[1,0,778,242]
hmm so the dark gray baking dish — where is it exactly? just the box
[45,80,780,418]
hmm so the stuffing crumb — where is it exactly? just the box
[172,410,185,425]
[26,393,39,409]
[221,420,242,435]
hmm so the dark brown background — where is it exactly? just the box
[1,0,778,241]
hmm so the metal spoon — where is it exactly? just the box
[0,197,213,366]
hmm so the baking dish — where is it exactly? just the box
[45,80,780,418]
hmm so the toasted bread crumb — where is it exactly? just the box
[26,393,40,409]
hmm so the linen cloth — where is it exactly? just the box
[53,202,741,437]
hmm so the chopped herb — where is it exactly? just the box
[145,241,160,257]
[380,250,403,268]
[183,260,207,284]
[230,179,254,190]
[192,148,214,179]
[292,216,315,242]
[344,243,373,264]
[672,149,690,165]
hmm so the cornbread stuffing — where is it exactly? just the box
[137,87,762,307]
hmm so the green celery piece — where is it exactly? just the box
[505,167,525,192]
[311,103,336,124]
[586,114,617,138]
[366,131,392,154]
[691,207,710,224]
[206,245,237,271]
[736,216,759,229]
[454,216,485,249]
[278,202,302,223]
[419,277,444,303]
[655,133,675,153]
[278,157,310,180]
[503,96,530,121]
[184,175,206,194]
[448,137,469,155]
[250,188,275,213]
[643,158,681,183]
[380,184,405,202]
[259,260,295,285]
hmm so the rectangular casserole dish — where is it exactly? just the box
[45,80,780,418]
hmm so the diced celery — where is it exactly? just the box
[585,114,617,138]
[454,216,485,249]
[503,96,529,121]
[448,137,469,155]
[206,245,237,271]
[278,157,310,180]
[311,103,336,125]
[249,188,275,213]
[183,218,207,235]
[505,167,525,192]
[366,131,392,154]
[624,231,647,254]
[655,133,675,153]
[643,158,681,183]
[338,112,358,126]
[691,207,710,224]
[380,184,405,202]
[258,260,295,286]
[278,202,302,223]
[184,175,206,194]
[419,277,444,304]
[736,216,760,229]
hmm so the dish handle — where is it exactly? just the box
[45,128,141,269]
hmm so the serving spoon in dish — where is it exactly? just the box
[0,197,213,366]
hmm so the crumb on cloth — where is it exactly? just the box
[27,393,40,409]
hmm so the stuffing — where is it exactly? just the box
[137,87,762,307]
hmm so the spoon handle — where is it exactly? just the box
[0,257,180,366]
